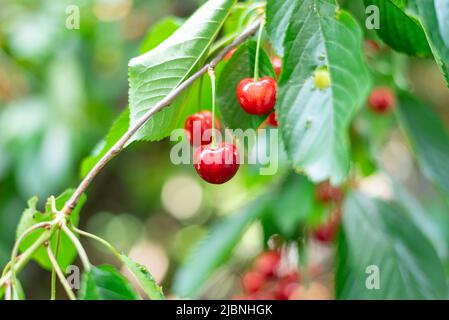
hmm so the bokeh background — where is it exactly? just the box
[1,0,449,299]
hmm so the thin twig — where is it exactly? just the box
[0,226,57,288]
[10,222,50,288]
[4,281,12,300]
[61,224,91,272]
[45,243,76,300]
[72,226,122,261]
[50,228,61,300]
[62,20,262,214]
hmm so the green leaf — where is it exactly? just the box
[128,0,236,142]
[268,174,315,240]
[16,189,86,271]
[266,0,297,56]
[139,17,183,54]
[413,0,449,86]
[217,40,275,130]
[395,94,449,199]
[120,254,165,300]
[363,0,431,57]
[336,192,448,299]
[277,0,371,184]
[81,108,129,178]
[79,265,139,300]
[173,196,270,297]
[394,184,449,262]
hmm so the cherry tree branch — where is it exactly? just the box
[62,20,262,214]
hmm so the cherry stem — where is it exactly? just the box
[254,20,265,82]
[208,67,218,149]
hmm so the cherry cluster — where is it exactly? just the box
[183,50,282,185]
[233,250,300,300]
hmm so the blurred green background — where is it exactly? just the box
[1,0,449,300]
[0,0,232,299]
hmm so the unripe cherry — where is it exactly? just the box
[314,69,331,89]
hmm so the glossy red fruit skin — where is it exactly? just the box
[254,251,281,278]
[368,87,396,114]
[242,271,265,293]
[193,142,239,184]
[271,57,282,78]
[315,181,342,203]
[184,111,220,147]
[236,77,277,115]
[266,112,278,127]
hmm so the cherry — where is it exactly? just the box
[236,77,277,115]
[193,142,239,184]
[184,110,220,147]
[275,272,300,300]
[364,40,381,57]
[271,57,282,78]
[368,87,396,114]
[312,210,341,243]
[224,48,237,61]
[266,112,278,127]
[315,181,342,203]
[254,250,281,278]
[242,271,265,293]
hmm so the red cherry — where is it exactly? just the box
[266,112,278,127]
[193,142,239,184]
[315,181,343,203]
[254,251,281,278]
[364,40,381,57]
[184,111,220,147]
[368,87,396,114]
[276,274,300,300]
[224,48,237,61]
[236,77,277,115]
[242,271,265,293]
[312,210,341,243]
[271,57,282,78]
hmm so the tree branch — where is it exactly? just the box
[62,20,262,214]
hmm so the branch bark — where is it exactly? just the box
[62,20,262,214]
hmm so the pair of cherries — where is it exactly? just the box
[185,53,282,184]
[184,111,239,184]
